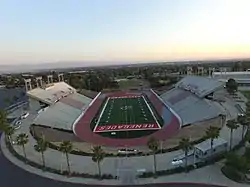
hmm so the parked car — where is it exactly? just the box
[21,112,29,119]
[171,158,183,166]
[14,125,21,130]
[15,121,22,125]
[118,148,138,154]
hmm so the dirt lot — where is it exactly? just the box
[33,116,223,154]
[161,116,223,149]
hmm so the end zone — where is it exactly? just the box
[94,123,160,132]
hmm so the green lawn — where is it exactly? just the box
[240,90,250,99]
[117,79,145,89]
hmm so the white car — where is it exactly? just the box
[15,121,22,125]
[171,158,183,166]
[118,149,138,154]
[12,140,17,145]
[21,112,29,119]
[14,125,21,130]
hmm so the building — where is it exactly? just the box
[212,71,250,87]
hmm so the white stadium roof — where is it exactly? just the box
[175,76,224,98]
[27,82,76,105]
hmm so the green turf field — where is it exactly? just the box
[93,96,162,133]
[117,79,147,89]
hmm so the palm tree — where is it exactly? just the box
[59,141,73,174]
[205,126,220,156]
[5,125,15,145]
[34,136,48,168]
[92,145,105,179]
[178,138,193,171]
[0,110,8,131]
[16,133,29,161]
[147,137,159,177]
[226,119,239,150]
[245,101,250,131]
[237,115,248,140]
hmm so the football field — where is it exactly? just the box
[93,95,162,133]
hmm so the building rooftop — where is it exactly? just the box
[175,76,224,98]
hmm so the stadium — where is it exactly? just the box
[21,73,236,153]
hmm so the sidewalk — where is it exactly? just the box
[1,134,249,187]
[10,111,245,176]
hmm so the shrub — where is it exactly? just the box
[221,166,244,182]
[30,125,209,158]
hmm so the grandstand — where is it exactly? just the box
[27,82,76,105]
[161,76,225,126]
[27,81,92,130]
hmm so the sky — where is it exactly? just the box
[1,0,250,66]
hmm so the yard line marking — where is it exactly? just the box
[142,95,161,129]
[93,97,110,132]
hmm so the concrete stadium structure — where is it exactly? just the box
[2,73,248,186]
[21,74,238,149]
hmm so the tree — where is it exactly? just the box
[34,136,48,168]
[4,98,11,106]
[178,138,193,171]
[92,146,105,179]
[147,137,159,177]
[226,120,239,150]
[225,152,249,174]
[205,126,220,156]
[0,110,14,143]
[16,133,29,161]
[245,101,250,132]
[237,115,248,140]
[5,125,15,145]
[12,95,19,102]
[0,110,8,131]
[59,141,73,174]
[226,78,238,95]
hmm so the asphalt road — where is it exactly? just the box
[0,133,226,187]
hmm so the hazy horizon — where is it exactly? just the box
[1,0,250,65]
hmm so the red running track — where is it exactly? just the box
[74,91,180,147]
